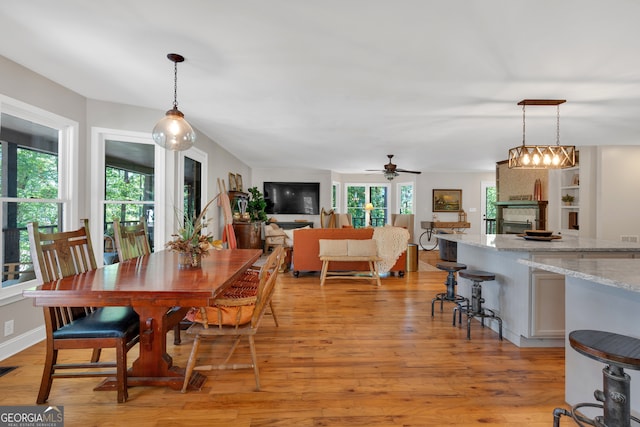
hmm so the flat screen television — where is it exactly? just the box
[263,182,320,215]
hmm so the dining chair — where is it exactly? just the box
[181,246,284,392]
[27,219,140,404]
[112,217,188,345]
[112,217,151,262]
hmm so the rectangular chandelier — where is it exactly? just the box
[507,99,577,169]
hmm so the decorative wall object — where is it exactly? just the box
[433,189,462,212]
[228,173,237,191]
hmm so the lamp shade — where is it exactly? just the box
[365,203,374,211]
[152,107,196,151]
[152,53,196,151]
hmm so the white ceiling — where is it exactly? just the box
[1,1,639,175]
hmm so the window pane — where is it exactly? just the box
[369,186,388,227]
[400,184,414,214]
[346,186,365,228]
[1,113,59,198]
[183,157,202,222]
[2,202,61,286]
[105,140,154,202]
[1,113,61,289]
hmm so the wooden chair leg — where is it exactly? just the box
[248,335,260,391]
[268,301,279,327]
[181,335,201,393]
[90,348,102,363]
[173,324,181,345]
[37,347,56,404]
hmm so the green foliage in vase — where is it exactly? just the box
[247,186,268,222]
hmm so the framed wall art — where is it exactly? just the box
[432,189,462,212]
[228,172,237,191]
[235,174,243,192]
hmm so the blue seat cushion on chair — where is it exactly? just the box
[53,307,139,339]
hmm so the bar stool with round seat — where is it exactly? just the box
[553,330,640,427]
[431,261,468,317]
[453,270,502,341]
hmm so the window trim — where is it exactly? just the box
[0,95,79,304]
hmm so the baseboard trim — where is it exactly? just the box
[0,326,45,361]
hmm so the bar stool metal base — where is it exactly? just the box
[431,262,467,317]
[552,330,640,427]
[452,270,502,341]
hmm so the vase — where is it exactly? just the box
[178,252,201,268]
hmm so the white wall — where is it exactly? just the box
[415,171,496,237]
[597,146,640,241]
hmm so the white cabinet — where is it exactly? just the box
[529,270,565,338]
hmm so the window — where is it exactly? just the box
[331,182,339,212]
[398,182,414,214]
[0,100,78,300]
[103,139,156,261]
[345,184,389,228]
[179,147,207,235]
[92,128,166,266]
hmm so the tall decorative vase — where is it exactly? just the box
[533,179,542,201]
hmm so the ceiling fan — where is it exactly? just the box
[367,154,422,180]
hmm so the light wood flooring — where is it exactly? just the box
[0,251,566,426]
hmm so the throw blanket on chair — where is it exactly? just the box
[372,226,410,273]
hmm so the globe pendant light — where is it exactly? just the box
[508,99,576,169]
[152,53,196,151]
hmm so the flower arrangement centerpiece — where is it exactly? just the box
[166,198,223,268]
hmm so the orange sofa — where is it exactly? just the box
[292,228,406,277]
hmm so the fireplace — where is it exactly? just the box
[495,201,548,234]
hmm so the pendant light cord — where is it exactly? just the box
[173,60,179,110]
[522,104,526,145]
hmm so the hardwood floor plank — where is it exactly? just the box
[0,251,566,426]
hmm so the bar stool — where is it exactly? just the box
[553,330,640,427]
[453,270,502,341]
[431,262,468,317]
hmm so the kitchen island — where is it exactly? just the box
[519,257,640,419]
[436,233,640,347]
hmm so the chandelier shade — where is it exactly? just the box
[152,53,196,151]
[507,99,576,169]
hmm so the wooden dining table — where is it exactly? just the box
[23,248,262,391]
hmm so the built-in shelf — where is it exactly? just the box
[559,166,580,234]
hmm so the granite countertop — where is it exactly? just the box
[436,233,640,252]
[519,257,640,294]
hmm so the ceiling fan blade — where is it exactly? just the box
[365,169,386,172]
[396,169,422,174]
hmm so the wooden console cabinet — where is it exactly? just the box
[233,222,262,249]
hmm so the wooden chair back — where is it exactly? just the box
[112,217,151,261]
[28,219,97,284]
[249,247,282,327]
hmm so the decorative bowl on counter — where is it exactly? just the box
[524,230,554,237]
